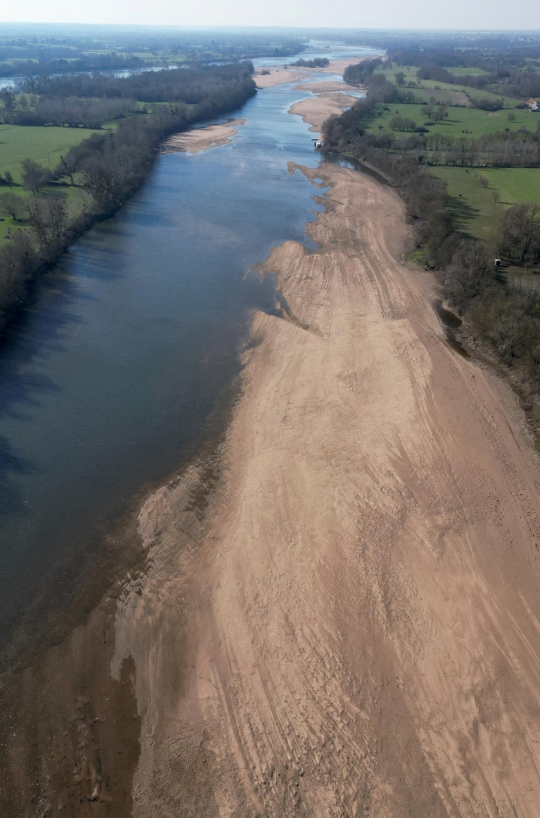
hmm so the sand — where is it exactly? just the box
[106,93,540,812]
[254,66,308,88]
[254,54,369,89]
[6,52,540,818]
[163,119,245,153]
[290,92,359,131]
[292,79,362,94]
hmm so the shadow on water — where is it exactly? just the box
[0,76,328,669]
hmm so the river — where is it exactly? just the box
[0,48,376,669]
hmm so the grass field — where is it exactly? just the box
[477,168,540,205]
[420,79,519,108]
[367,103,533,137]
[0,124,103,183]
[428,166,504,240]
[374,66,419,84]
[447,66,490,77]
[0,124,103,244]
[373,66,520,108]
[409,87,471,106]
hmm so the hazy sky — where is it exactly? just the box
[2,0,539,30]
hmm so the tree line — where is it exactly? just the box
[0,61,256,334]
[0,90,137,128]
[291,58,329,68]
[20,61,257,104]
[323,60,540,393]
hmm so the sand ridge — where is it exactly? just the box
[163,119,245,153]
[111,114,540,814]
[289,92,359,131]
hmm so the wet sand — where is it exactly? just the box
[163,119,245,153]
[6,55,540,818]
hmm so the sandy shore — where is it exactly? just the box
[163,119,245,153]
[7,55,540,818]
[108,95,540,813]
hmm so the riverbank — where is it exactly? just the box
[121,93,540,816]
[109,144,540,816]
[7,56,540,817]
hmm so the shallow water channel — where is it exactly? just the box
[0,54,373,665]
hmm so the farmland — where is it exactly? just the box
[428,166,504,240]
[0,124,104,183]
[477,168,540,205]
[366,103,534,137]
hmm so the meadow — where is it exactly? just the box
[478,168,540,205]
[366,103,534,137]
[0,124,103,183]
[428,166,504,240]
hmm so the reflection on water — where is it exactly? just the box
[0,73,337,664]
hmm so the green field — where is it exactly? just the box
[447,66,490,76]
[420,79,519,108]
[0,124,103,183]
[374,66,419,84]
[428,166,504,240]
[367,103,533,137]
[0,124,102,243]
[408,87,471,106]
[374,66,520,108]
[477,168,540,205]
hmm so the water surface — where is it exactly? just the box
[0,71,342,662]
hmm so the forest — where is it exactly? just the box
[0,24,306,77]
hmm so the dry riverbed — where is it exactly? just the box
[5,56,540,818]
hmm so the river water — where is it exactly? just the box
[0,48,376,668]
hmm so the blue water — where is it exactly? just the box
[0,71,348,661]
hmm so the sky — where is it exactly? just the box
[1,0,539,31]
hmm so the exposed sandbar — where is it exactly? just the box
[289,91,358,131]
[108,95,540,815]
[163,119,245,153]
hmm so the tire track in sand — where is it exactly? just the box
[112,159,540,817]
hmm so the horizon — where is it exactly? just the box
[1,23,540,31]
[1,0,539,33]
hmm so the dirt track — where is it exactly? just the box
[110,143,540,815]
